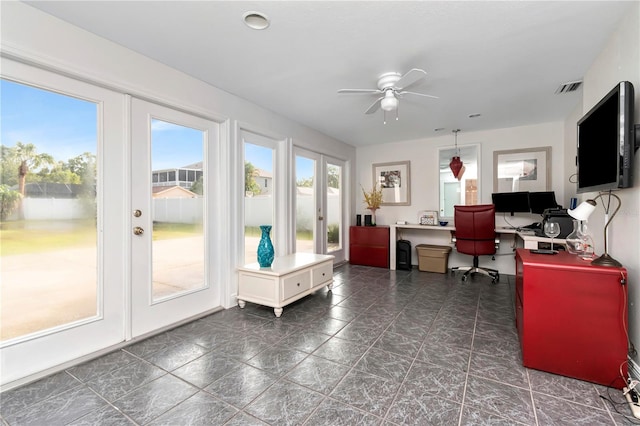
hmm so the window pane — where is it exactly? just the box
[244,142,274,263]
[151,119,205,300]
[295,155,315,253]
[326,163,342,252]
[0,79,98,341]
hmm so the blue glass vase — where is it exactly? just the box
[257,225,275,267]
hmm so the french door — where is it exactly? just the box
[130,98,220,337]
[294,148,346,262]
[0,59,126,385]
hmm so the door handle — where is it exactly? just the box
[133,226,144,236]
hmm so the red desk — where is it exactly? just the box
[515,249,628,388]
[349,226,390,268]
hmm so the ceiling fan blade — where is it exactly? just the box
[399,90,439,99]
[395,68,427,90]
[365,97,383,114]
[338,88,381,94]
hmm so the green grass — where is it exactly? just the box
[0,220,204,256]
[1,219,97,256]
[1,221,316,256]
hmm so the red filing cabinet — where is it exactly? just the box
[515,248,628,388]
[349,226,390,268]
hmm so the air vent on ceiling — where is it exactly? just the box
[555,80,583,94]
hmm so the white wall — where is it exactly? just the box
[356,121,566,273]
[577,2,640,371]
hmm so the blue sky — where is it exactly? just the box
[1,79,97,162]
[1,78,312,178]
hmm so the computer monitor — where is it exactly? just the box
[528,191,559,215]
[491,192,531,216]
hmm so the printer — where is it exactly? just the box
[538,208,573,239]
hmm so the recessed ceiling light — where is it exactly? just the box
[243,11,270,30]
[468,113,482,118]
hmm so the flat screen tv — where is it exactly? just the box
[577,81,636,193]
[491,192,530,216]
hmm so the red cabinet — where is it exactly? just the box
[515,249,628,388]
[349,226,390,268]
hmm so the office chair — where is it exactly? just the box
[451,204,499,283]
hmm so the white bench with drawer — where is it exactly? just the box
[237,253,335,317]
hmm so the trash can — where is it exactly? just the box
[416,244,452,273]
[396,240,412,270]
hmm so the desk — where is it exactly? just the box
[389,224,517,270]
[389,224,565,270]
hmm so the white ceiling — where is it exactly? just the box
[24,1,633,147]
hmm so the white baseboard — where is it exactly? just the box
[629,357,640,382]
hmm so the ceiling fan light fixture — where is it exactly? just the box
[380,91,398,111]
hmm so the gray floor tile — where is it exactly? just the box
[66,404,136,425]
[245,346,309,377]
[0,371,81,419]
[533,391,615,425]
[148,391,238,425]
[329,369,400,417]
[277,330,332,353]
[464,375,536,424]
[244,380,323,425]
[373,329,423,359]
[171,352,243,388]
[66,350,138,383]
[528,369,606,408]
[205,364,277,408]
[144,340,210,371]
[112,374,199,425]
[385,382,462,425]
[85,358,166,402]
[354,347,413,383]
[285,354,350,394]
[469,351,529,389]
[4,384,107,426]
[312,337,369,366]
[305,397,382,425]
[404,359,467,402]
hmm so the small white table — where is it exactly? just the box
[237,253,334,317]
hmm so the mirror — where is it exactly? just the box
[438,144,480,218]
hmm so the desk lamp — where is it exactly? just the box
[567,192,622,267]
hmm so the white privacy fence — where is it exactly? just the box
[13,193,341,226]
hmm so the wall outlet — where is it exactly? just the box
[623,387,640,419]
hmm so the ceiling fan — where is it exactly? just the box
[338,68,439,123]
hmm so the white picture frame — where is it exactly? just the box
[372,161,411,206]
[493,147,551,193]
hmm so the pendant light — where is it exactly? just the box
[449,129,465,180]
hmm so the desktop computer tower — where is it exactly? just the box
[396,240,412,270]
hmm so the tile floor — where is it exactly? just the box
[1,264,636,425]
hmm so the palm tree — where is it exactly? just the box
[8,142,54,219]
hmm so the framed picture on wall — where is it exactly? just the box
[493,147,551,193]
[372,161,411,205]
